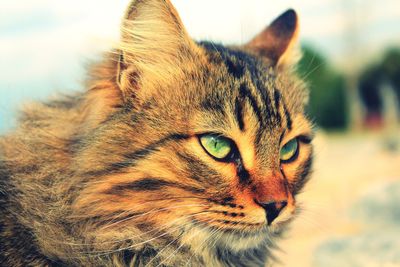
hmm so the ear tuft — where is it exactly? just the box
[245,9,300,68]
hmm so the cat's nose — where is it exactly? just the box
[258,201,287,225]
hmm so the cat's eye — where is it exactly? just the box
[199,134,232,160]
[280,138,299,163]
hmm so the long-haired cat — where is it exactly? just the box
[0,0,313,266]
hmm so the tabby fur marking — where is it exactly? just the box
[0,0,313,266]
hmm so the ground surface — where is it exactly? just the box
[276,132,400,267]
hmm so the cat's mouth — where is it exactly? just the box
[186,200,296,244]
[192,214,292,234]
[192,198,296,232]
[191,207,291,232]
[181,209,295,252]
[193,217,265,232]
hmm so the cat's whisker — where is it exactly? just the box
[75,223,186,256]
[114,203,209,225]
[300,61,326,81]
[101,193,229,223]
[294,212,327,233]
[56,205,210,248]
[126,213,216,249]
[71,195,212,220]
[49,207,204,249]
[74,211,214,256]
[304,51,317,76]
[99,203,209,230]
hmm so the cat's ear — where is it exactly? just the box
[116,0,198,100]
[245,9,300,68]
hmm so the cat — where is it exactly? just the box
[0,0,313,266]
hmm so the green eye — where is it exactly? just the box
[280,138,299,163]
[199,134,232,160]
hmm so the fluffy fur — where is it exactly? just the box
[0,1,313,266]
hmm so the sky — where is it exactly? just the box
[0,0,400,132]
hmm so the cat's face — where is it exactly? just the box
[72,0,313,253]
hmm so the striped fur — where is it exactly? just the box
[0,1,313,266]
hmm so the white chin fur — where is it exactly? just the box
[180,221,272,254]
[215,228,271,252]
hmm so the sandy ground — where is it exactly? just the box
[275,132,400,267]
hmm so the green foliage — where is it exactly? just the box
[358,47,400,117]
[297,45,348,130]
[381,48,400,101]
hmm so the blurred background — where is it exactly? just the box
[1,0,400,266]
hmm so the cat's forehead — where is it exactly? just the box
[188,41,309,147]
[195,41,306,114]
[198,41,274,83]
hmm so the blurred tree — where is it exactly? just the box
[381,48,400,106]
[297,45,348,130]
[358,47,400,127]
[358,65,384,127]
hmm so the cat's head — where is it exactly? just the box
[72,0,313,254]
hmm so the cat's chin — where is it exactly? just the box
[214,226,271,252]
[180,219,284,253]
